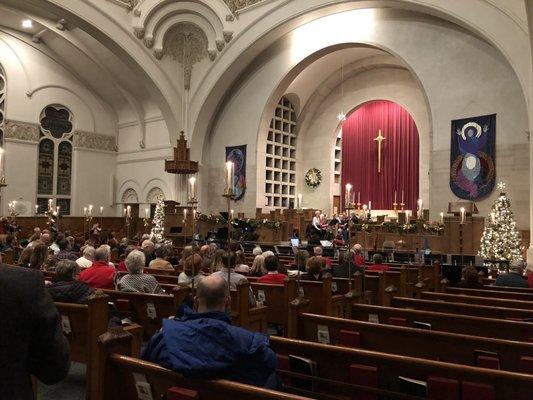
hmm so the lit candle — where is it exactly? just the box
[48,199,53,211]
[460,207,465,224]
[56,206,60,215]
[183,208,188,221]
[357,191,361,204]
[193,209,197,219]
[297,193,302,210]
[123,208,127,217]
[35,204,39,215]
[394,190,397,204]
[126,205,131,218]
[401,190,405,204]
[189,176,197,201]
[345,183,352,207]
[440,212,444,224]
[88,205,93,216]
[99,206,103,215]
[417,199,423,219]
[225,161,234,195]
[145,208,149,218]
[83,207,87,216]
[368,201,371,211]
[230,209,234,220]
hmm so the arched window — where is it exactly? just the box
[37,105,73,215]
[0,63,6,179]
[265,96,297,208]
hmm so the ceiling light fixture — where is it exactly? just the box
[22,19,33,29]
[336,57,347,122]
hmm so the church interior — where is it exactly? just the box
[0,0,533,399]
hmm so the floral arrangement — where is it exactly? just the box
[196,213,282,231]
[355,219,444,235]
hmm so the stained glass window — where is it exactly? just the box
[37,105,73,215]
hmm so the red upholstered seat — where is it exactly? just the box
[519,356,533,374]
[340,330,361,348]
[476,355,500,370]
[167,387,199,400]
[461,382,495,400]
[427,376,459,400]
[349,363,377,400]
[387,317,407,326]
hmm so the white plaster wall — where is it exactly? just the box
[203,9,529,227]
[2,141,38,209]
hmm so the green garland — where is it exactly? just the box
[196,213,282,231]
[355,220,444,235]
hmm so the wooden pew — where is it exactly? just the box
[350,303,533,341]
[270,336,533,400]
[447,286,533,301]
[2,249,14,265]
[56,292,142,400]
[250,278,297,331]
[298,276,344,317]
[392,297,533,320]
[230,281,268,333]
[292,313,533,374]
[421,291,533,310]
[96,330,312,400]
[353,270,407,306]
[144,267,178,276]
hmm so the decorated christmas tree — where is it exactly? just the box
[149,198,165,244]
[478,182,523,268]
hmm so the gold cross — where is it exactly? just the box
[374,129,386,173]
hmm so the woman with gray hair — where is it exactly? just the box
[118,250,164,294]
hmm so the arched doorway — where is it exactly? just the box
[340,100,419,211]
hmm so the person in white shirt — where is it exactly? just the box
[76,246,95,269]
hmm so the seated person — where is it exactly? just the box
[456,266,484,289]
[258,255,287,285]
[333,250,364,278]
[314,246,332,269]
[352,244,365,267]
[76,246,95,270]
[142,274,277,388]
[178,254,205,287]
[55,238,78,262]
[213,251,256,307]
[234,250,251,274]
[118,250,164,294]
[78,245,116,289]
[250,254,266,276]
[300,256,329,281]
[48,260,93,303]
[366,253,390,272]
[0,263,70,399]
[149,246,175,271]
[494,260,528,288]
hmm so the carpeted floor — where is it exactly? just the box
[37,362,86,400]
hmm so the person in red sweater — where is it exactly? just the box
[352,244,365,267]
[78,245,116,289]
[366,253,390,272]
[258,255,287,285]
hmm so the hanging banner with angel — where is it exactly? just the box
[450,114,496,200]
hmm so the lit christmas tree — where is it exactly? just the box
[149,198,165,244]
[478,182,523,269]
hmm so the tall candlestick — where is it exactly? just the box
[84,207,87,216]
[48,199,53,211]
[460,207,466,225]
[123,208,127,217]
[394,190,397,204]
[88,204,93,216]
[99,206,103,216]
[183,208,188,222]
[56,206,60,215]
[225,161,235,196]
[368,201,371,211]
[440,212,444,224]
[357,191,361,204]
[401,190,405,204]
[417,199,423,219]
[189,176,197,201]
[35,204,39,215]
[145,208,149,218]
[230,209,234,220]
[297,193,302,210]
[126,205,131,218]
[345,183,352,207]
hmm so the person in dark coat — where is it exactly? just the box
[300,256,329,281]
[142,274,277,388]
[0,263,70,399]
[48,260,93,303]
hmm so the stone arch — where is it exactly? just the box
[121,188,139,203]
[146,187,165,203]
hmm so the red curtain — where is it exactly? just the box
[341,100,419,211]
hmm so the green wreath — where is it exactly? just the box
[305,168,322,188]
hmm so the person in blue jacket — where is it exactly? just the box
[142,274,278,388]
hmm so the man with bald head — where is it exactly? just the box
[143,274,277,388]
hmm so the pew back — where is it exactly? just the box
[421,291,533,310]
